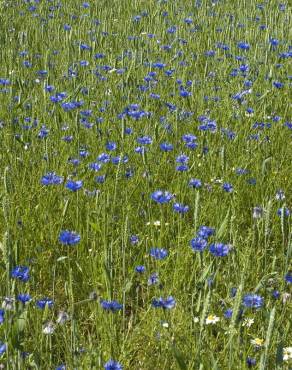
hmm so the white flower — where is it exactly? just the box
[56,311,70,325]
[251,338,264,348]
[242,318,254,328]
[282,292,291,304]
[2,297,15,311]
[283,347,292,361]
[193,317,199,323]
[43,321,55,335]
[205,315,220,325]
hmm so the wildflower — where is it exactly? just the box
[100,300,123,312]
[104,360,123,370]
[0,310,4,324]
[59,230,81,246]
[189,178,202,188]
[283,347,292,361]
[243,294,264,309]
[43,321,55,335]
[36,298,54,309]
[2,297,14,311]
[0,342,6,356]
[209,243,230,257]
[197,226,215,239]
[152,296,176,309]
[253,206,263,219]
[190,237,208,252]
[173,203,189,214]
[135,265,146,273]
[205,314,220,324]
[66,180,83,191]
[148,273,159,286]
[41,172,63,185]
[17,294,31,304]
[151,190,173,204]
[224,309,233,319]
[251,338,264,348]
[149,248,168,260]
[282,293,291,304]
[275,189,285,200]
[56,311,70,324]
[222,183,233,193]
[129,235,139,245]
[242,318,254,327]
[11,266,30,282]
[285,273,292,284]
[246,357,256,367]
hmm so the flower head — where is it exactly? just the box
[205,314,220,324]
[151,190,173,204]
[59,230,81,246]
[209,243,230,257]
[11,266,30,282]
[152,296,176,309]
[243,294,264,309]
[104,360,123,370]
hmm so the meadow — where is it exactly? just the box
[0,0,291,369]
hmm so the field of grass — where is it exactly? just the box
[0,0,291,369]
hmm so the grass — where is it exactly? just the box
[0,0,291,369]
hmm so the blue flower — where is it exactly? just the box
[173,203,189,214]
[224,309,233,319]
[222,183,233,193]
[152,296,176,309]
[237,41,250,50]
[17,293,31,304]
[135,265,146,273]
[197,226,215,239]
[104,359,123,370]
[59,230,81,246]
[149,248,168,260]
[242,294,264,309]
[190,237,208,252]
[66,180,83,191]
[160,142,173,152]
[148,272,159,285]
[0,342,6,356]
[0,310,5,324]
[11,266,30,282]
[246,357,256,367]
[36,298,54,309]
[189,178,202,189]
[151,190,173,204]
[209,243,230,257]
[285,273,292,283]
[41,172,63,185]
[100,300,123,312]
[130,235,139,245]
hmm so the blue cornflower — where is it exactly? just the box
[66,180,83,191]
[149,248,168,260]
[137,136,152,145]
[176,154,189,164]
[152,296,176,309]
[130,235,139,245]
[11,266,30,282]
[173,203,189,214]
[224,309,233,319]
[209,243,230,257]
[190,237,208,252]
[272,290,280,299]
[242,294,264,309]
[151,190,173,204]
[197,226,215,239]
[41,172,63,185]
[222,183,233,192]
[89,162,102,172]
[237,41,250,50]
[56,365,66,370]
[285,273,292,283]
[104,359,123,370]
[0,310,5,324]
[160,142,173,152]
[176,164,188,172]
[106,142,117,151]
[189,178,202,189]
[97,153,111,163]
[148,272,159,285]
[17,293,31,304]
[0,342,6,356]
[277,207,290,217]
[246,357,256,367]
[59,230,81,246]
[135,265,146,273]
[100,300,123,312]
[36,298,54,309]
